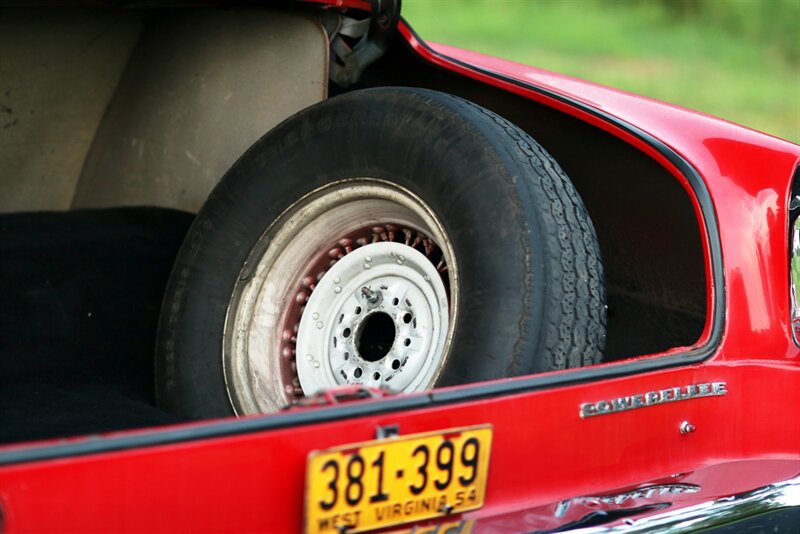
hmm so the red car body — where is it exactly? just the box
[0,3,798,533]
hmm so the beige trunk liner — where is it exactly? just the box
[0,8,328,213]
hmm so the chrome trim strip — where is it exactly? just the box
[573,475,800,533]
[789,166,800,346]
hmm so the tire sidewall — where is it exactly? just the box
[157,87,597,418]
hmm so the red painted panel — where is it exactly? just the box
[0,363,797,532]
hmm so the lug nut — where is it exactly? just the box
[361,286,382,306]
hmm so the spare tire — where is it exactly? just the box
[156,87,606,418]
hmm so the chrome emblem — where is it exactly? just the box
[580,382,727,418]
[555,484,701,517]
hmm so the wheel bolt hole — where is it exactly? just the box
[354,367,362,379]
[391,359,400,370]
[344,351,350,360]
[355,306,362,315]
[356,312,396,362]
[403,338,411,347]
[392,297,399,306]
[373,372,380,381]
[403,313,412,324]
[343,327,351,338]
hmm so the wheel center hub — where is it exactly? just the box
[357,311,396,362]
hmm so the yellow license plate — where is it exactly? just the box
[304,425,492,534]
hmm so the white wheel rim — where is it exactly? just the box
[296,242,449,394]
[223,179,458,415]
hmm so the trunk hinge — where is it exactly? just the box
[323,0,401,87]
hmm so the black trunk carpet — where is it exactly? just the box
[0,208,194,444]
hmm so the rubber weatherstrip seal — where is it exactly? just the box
[0,20,724,467]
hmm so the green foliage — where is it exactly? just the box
[652,0,800,62]
[403,0,800,142]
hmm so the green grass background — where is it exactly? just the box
[403,0,799,143]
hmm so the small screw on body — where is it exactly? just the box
[679,421,696,435]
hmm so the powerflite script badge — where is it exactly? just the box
[580,382,727,418]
